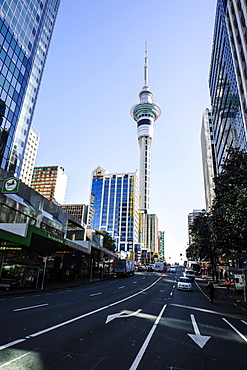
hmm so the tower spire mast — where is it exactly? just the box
[144,41,148,86]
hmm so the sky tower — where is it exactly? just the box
[131,43,161,248]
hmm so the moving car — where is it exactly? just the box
[183,269,195,281]
[169,266,176,273]
[177,277,192,291]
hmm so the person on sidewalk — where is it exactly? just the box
[225,279,231,294]
[206,281,215,303]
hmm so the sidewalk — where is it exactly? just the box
[0,276,112,297]
[196,274,247,309]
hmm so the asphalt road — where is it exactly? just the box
[0,266,247,370]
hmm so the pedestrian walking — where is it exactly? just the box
[225,279,231,294]
[206,281,215,303]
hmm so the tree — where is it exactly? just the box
[95,230,116,252]
[211,148,247,253]
[187,211,219,279]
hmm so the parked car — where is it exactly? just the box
[183,269,195,281]
[177,277,192,291]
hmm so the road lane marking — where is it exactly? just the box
[188,314,211,348]
[0,339,26,351]
[223,318,247,342]
[0,351,30,368]
[106,309,142,324]
[90,292,102,297]
[241,320,247,325]
[170,292,173,296]
[129,304,167,370]
[13,303,49,312]
[118,286,125,289]
[0,275,163,350]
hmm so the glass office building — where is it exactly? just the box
[88,166,139,256]
[209,0,247,173]
[0,0,60,176]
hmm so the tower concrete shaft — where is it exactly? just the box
[130,45,161,216]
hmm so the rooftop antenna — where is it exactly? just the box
[144,41,148,86]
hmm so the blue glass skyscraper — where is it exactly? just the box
[88,166,139,257]
[0,0,60,176]
[209,0,247,172]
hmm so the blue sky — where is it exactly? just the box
[33,0,217,263]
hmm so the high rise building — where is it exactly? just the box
[61,204,88,225]
[88,166,139,257]
[130,44,161,248]
[146,213,158,255]
[201,109,217,211]
[224,0,247,132]
[208,0,247,173]
[20,125,40,186]
[31,165,68,205]
[0,0,60,177]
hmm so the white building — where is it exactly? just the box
[201,109,216,211]
[20,125,40,186]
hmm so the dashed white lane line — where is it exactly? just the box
[90,292,102,297]
[13,303,48,312]
[0,276,163,351]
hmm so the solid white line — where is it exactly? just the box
[0,351,30,368]
[223,318,247,343]
[129,304,167,370]
[241,320,247,325]
[90,292,102,297]
[0,339,26,351]
[13,303,48,312]
[0,275,163,349]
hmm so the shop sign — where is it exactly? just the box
[234,274,246,290]
[2,177,20,193]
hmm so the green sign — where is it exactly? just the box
[2,177,20,193]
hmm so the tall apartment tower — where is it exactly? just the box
[208,0,247,173]
[20,125,40,186]
[0,0,60,177]
[31,165,68,205]
[130,45,161,248]
[88,166,139,258]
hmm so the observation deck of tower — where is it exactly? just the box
[130,44,161,216]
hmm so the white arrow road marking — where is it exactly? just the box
[0,276,163,351]
[223,318,247,343]
[105,309,142,324]
[188,314,211,348]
